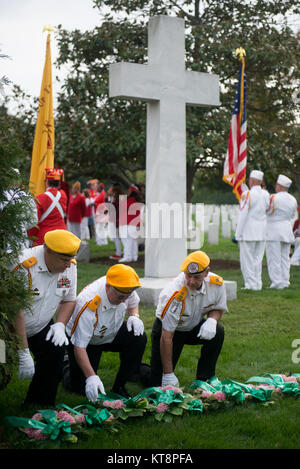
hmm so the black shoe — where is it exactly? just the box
[139,362,152,387]
[111,385,131,399]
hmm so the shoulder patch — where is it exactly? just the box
[22,257,37,269]
[88,295,101,311]
[209,275,223,286]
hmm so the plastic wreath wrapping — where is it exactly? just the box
[96,385,203,423]
[4,403,115,444]
[4,373,300,445]
[189,373,300,408]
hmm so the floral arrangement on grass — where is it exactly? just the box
[189,373,300,409]
[5,373,300,445]
[4,403,117,445]
[96,384,203,423]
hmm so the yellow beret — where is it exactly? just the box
[181,251,210,274]
[44,230,81,256]
[106,264,141,293]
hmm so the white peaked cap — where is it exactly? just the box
[250,170,264,181]
[277,174,292,188]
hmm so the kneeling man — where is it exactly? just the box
[149,251,227,387]
[65,264,147,401]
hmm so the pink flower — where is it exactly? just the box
[161,385,183,394]
[256,384,275,390]
[201,391,213,399]
[156,402,169,413]
[283,376,297,382]
[32,429,48,441]
[112,400,126,409]
[56,411,76,425]
[102,399,126,409]
[214,391,226,401]
[24,428,48,440]
[31,412,43,421]
[106,414,115,421]
[74,414,86,424]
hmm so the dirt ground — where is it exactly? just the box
[90,256,240,270]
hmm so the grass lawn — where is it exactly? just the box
[1,237,300,450]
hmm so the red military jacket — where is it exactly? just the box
[67,193,86,223]
[28,188,67,246]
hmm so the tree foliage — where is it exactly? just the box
[0,63,36,390]
[23,2,300,198]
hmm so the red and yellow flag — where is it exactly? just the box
[29,29,55,196]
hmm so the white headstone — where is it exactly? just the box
[208,222,219,245]
[109,16,220,279]
[76,241,90,263]
[221,219,231,238]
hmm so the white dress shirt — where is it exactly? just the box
[235,186,269,241]
[266,191,298,243]
[66,276,140,347]
[155,272,228,332]
[15,245,77,337]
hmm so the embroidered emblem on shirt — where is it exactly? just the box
[57,277,71,288]
[98,325,107,338]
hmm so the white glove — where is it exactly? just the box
[46,322,69,347]
[85,375,106,403]
[17,348,35,380]
[127,316,144,336]
[161,372,179,387]
[197,317,217,340]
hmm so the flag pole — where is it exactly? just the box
[29,26,55,197]
[223,47,247,202]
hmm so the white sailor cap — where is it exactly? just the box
[277,174,292,188]
[250,170,264,181]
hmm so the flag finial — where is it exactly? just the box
[42,25,55,34]
[235,48,246,60]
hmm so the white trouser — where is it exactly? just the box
[239,240,265,290]
[67,221,82,240]
[95,222,108,246]
[80,217,90,240]
[266,241,291,289]
[290,238,300,265]
[108,223,122,256]
[119,225,139,261]
[112,236,122,256]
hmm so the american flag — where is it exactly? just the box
[223,50,247,201]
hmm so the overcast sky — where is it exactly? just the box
[1,0,103,110]
[1,0,299,114]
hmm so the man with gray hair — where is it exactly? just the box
[266,174,298,289]
[235,170,269,290]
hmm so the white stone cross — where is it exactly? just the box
[109,15,220,278]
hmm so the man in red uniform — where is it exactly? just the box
[67,181,86,239]
[28,168,67,246]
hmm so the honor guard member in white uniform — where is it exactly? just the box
[235,170,269,290]
[14,229,80,407]
[147,251,227,387]
[290,207,300,266]
[266,174,298,289]
[65,264,147,401]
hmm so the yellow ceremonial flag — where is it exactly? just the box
[29,31,54,196]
